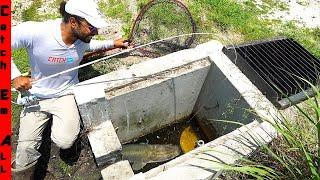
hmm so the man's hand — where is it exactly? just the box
[12,76,32,91]
[114,38,129,49]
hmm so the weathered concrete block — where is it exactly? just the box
[87,120,122,167]
[77,97,111,128]
[101,160,134,180]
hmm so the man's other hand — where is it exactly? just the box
[13,76,33,91]
[114,38,129,49]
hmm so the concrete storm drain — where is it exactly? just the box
[73,40,317,179]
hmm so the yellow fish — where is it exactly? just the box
[179,126,199,153]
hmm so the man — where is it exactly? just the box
[11,0,127,178]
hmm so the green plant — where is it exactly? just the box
[137,0,150,10]
[98,0,133,38]
[21,0,61,22]
[21,0,43,21]
[197,82,320,179]
[58,160,73,176]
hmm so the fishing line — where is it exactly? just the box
[12,33,238,107]
[32,32,238,85]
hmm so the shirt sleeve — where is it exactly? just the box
[87,40,114,51]
[11,58,22,80]
[11,22,34,49]
[11,22,34,80]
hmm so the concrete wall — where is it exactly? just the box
[194,62,257,136]
[105,59,211,142]
[74,51,212,143]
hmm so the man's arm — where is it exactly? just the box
[11,22,34,91]
[87,38,128,51]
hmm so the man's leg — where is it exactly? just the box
[50,95,80,149]
[15,106,51,168]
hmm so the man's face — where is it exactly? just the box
[71,17,98,43]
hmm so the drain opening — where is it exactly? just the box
[223,38,320,109]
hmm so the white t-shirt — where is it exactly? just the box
[11,18,114,98]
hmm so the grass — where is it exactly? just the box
[21,0,62,22]
[296,0,310,6]
[187,0,275,40]
[185,0,320,58]
[98,0,133,38]
[21,0,43,21]
[57,160,73,177]
[17,0,320,56]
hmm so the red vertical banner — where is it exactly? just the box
[0,0,11,179]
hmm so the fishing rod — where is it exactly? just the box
[13,32,237,106]
[32,32,223,85]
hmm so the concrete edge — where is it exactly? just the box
[73,40,222,105]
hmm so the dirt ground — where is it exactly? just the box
[12,121,102,180]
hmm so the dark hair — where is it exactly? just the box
[59,1,81,23]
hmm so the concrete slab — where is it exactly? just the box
[87,120,122,167]
[101,160,134,180]
[74,47,215,105]
[77,97,111,129]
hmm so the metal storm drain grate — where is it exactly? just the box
[223,38,320,109]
